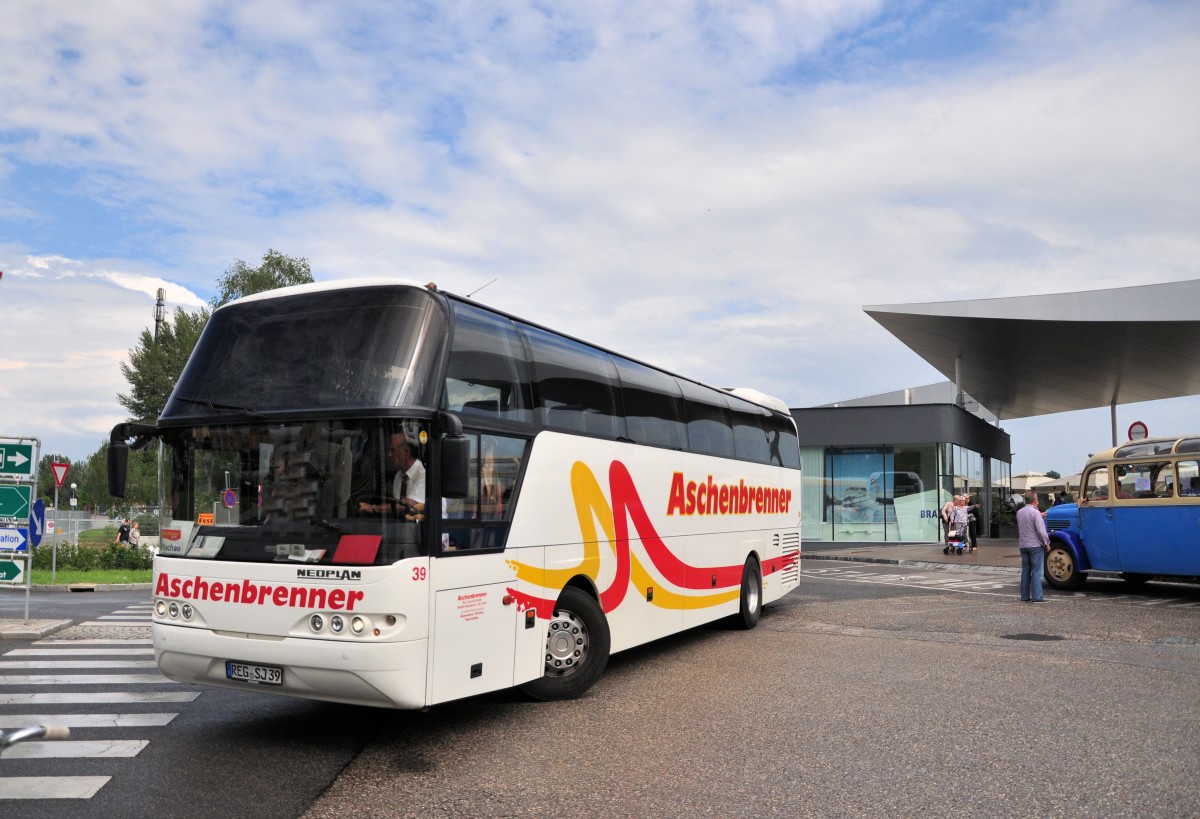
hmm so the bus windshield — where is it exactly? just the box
[163,285,448,418]
[159,418,431,566]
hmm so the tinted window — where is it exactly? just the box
[769,412,802,468]
[729,395,771,464]
[168,287,447,417]
[613,357,687,450]
[677,379,734,458]
[444,302,532,424]
[522,324,623,439]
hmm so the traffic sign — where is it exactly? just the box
[0,557,25,583]
[0,484,32,521]
[0,442,35,478]
[51,462,70,488]
[29,499,45,547]
[0,527,28,552]
[1128,421,1148,441]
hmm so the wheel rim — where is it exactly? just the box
[1046,549,1073,583]
[746,572,761,614]
[544,607,588,677]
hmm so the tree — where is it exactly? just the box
[1045,470,1061,479]
[210,249,314,309]
[117,307,211,424]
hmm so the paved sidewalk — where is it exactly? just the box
[804,536,1024,572]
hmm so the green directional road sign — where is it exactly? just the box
[0,484,32,521]
[0,442,36,479]
[0,557,24,584]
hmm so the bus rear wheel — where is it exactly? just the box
[735,557,762,630]
[521,586,610,701]
[1045,545,1085,591]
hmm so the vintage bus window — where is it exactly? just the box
[444,302,533,424]
[1081,465,1110,502]
[522,324,623,439]
[1113,461,1175,500]
[1178,461,1200,496]
[677,379,734,458]
[1176,437,1200,455]
[166,287,447,417]
[613,356,687,450]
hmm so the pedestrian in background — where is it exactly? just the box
[130,521,140,548]
[115,518,132,548]
[1017,490,1050,602]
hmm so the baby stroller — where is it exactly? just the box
[943,523,968,555]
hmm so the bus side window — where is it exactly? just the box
[1178,461,1200,497]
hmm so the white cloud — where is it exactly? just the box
[0,1,1196,473]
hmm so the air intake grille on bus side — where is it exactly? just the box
[775,531,801,584]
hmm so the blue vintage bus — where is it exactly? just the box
[1043,434,1200,589]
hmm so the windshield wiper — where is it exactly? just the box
[174,395,266,418]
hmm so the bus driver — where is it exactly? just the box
[359,435,426,517]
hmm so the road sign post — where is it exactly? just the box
[0,436,39,622]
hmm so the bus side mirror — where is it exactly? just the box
[108,441,129,498]
[107,423,158,499]
[441,436,470,499]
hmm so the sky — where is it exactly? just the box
[1,0,1198,478]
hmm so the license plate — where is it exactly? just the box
[225,660,283,686]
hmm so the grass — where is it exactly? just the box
[30,568,153,586]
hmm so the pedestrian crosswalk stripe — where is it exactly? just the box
[0,776,110,799]
[0,674,168,685]
[0,713,177,728]
[0,660,159,670]
[78,621,150,627]
[5,649,155,656]
[2,739,148,759]
[0,692,199,704]
[97,615,149,620]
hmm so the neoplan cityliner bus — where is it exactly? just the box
[109,280,802,708]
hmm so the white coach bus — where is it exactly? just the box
[108,280,802,708]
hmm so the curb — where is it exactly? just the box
[803,552,1021,575]
[0,619,73,639]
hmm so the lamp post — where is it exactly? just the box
[70,483,77,543]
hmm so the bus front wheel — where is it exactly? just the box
[521,586,610,702]
[735,557,762,630]
[1045,545,1085,591]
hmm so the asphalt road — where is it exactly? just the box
[3,565,1198,817]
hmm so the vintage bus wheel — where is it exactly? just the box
[521,586,610,701]
[735,557,762,630]
[1045,545,1085,591]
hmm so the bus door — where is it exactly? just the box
[426,433,541,704]
[1079,466,1119,570]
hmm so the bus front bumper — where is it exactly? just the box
[154,622,430,709]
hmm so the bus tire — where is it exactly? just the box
[1045,545,1085,591]
[735,557,762,630]
[521,586,610,702]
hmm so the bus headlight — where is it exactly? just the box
[309,614,324,632]
[181,603,193,620]
[155,600,168,617]
[168,602,179,618]
[351,616,366,634]
[329,615,344,634]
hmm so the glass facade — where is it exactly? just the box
[801,442,1003,543]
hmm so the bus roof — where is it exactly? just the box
[218,278,794,418]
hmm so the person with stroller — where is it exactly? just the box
[943,495,970,554]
